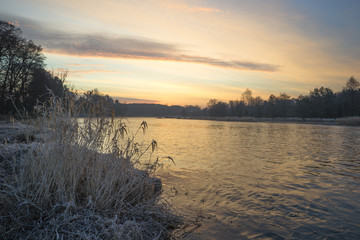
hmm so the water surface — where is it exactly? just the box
[129,118,360,239]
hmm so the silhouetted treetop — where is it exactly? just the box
[345,76,359,91]
[0,20,67,115]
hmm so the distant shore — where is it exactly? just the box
[165,116,360,126]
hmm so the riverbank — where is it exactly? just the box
[0,103,184,239]
[171,116,360,126]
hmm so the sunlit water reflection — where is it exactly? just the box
[127,118,360,239]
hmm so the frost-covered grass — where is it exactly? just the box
[0,95,183,239]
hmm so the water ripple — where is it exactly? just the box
[129,118,360,239]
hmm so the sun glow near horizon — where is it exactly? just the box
[1,0,359,106]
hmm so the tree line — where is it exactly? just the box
[206,77,360,118]
[84,77,360,119]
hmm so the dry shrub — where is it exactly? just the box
[0,94,182,239]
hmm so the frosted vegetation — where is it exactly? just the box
[0,94,186,239]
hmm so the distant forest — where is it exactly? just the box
[106,77,360,119]
[1,20,360,119]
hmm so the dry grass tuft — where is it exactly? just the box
[0,94,183,239]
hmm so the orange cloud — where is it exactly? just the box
[164,1,221,13]
[53,68,120,78]
[66,63,106,67]
[7,14,279,72]
[46,48,279,72]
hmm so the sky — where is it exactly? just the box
[1,0,360,106]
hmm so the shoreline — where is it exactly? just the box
[2,115,360,127]
[0,119,184,239]
[166,116,360,126]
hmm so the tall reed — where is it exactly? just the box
[0,93,181,239]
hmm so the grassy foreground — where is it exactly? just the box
[0,96,184,239]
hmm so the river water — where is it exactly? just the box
[128,118,360,239]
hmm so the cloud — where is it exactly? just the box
[113,96,159,104]
[163,1,221,13]
[1,14,279,72]
[66,63,106,67]
[172,56,279,72]
[42,35,179,59]
[55,68,119,75]
[73,69,117,74]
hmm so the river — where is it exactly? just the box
[127,118,360,239]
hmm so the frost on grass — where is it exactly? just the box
[0,95,183,239]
